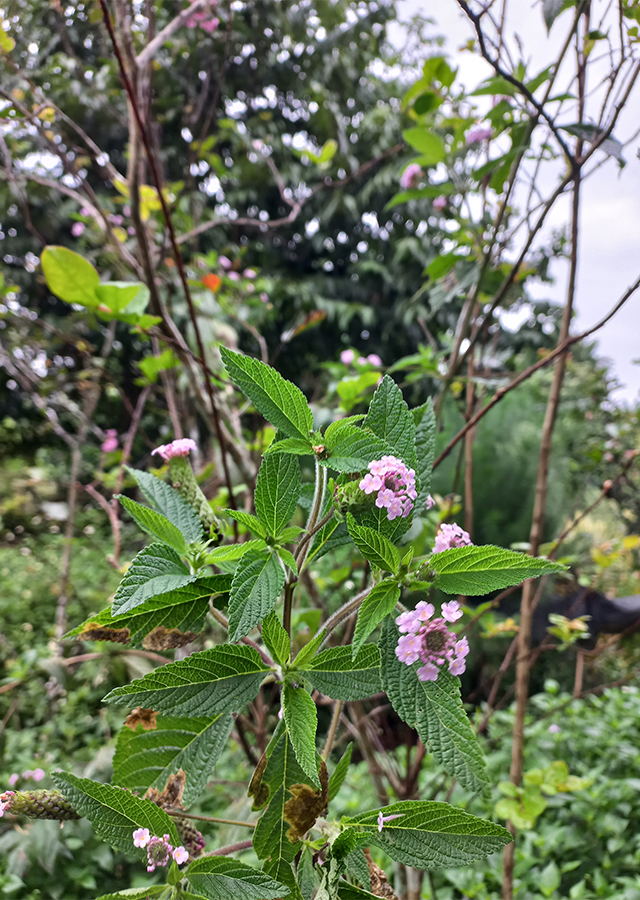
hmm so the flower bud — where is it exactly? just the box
[1,790,79,820]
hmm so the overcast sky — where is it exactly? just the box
[389,1,640,405]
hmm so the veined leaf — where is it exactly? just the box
[402,129,446,165]
[342,800,511,868]
[356,503,413,543]
[308,519,350,563]
[302,645,381,700]
[204,540,267,564]
[224,510,267,539]
[228,551,286,641]
[41,246,99,307]
[255,454,301,537]
[112,544,197,615]
[364,374,416,467]
[263,437,314,457]
[221,347,313,441]
[321,424,392,474]
[282,683,320,788]
[53,772,178,854]
[96,888,167,900]
[346,515,400,573]
[103,645,271,717]
[429,545,566,595]
[264,858,303,900]
[113,714,233,804]
[117,495,189,553]
[126,468,204,544]
[262,611,290,666]
[352,581,401,657]
[414,398,436,510]
[186,857,291,900]
[380,621,488,793]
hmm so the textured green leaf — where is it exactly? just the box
[96,889,167,900]
[401,129,447,165]
[112,544,197,615]
[255,454,301,537]
[186,857,290,900]
[364,375,416,468]
[380,621,488,793]
[414,398,436,510]
[228,551,286,641]
[41,246,99,307]
[262,611,291,666]
[276,547,298,575]
[117,495,188,554]
[53,772,178,854]
[126,468,204,543]
[356,503,413,543]
[344,849,372,893]
[103,645,271,717]
[283,683,320,787]
[328,743,352,803]
[321,425,392,474]
[343,800,511,868]
[352,581,401,657]
[302,645,381,700]
[68,576,231,647]
[221,347,313,441]
[338,883,377,900]
[113,714,233,804]
[346,515,400,573]
[429,545,566,595]
[292,629,326,668]
[204,540,266,564]
[224,510,268,539]
[308,520,350,563]
[264,437,314,457]
[297,848,316,900]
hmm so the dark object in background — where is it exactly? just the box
[532,590,640,649]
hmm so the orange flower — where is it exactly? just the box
[201,273,222,292]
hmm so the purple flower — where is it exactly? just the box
[400,163,423,190]
[71,222,85,237]
[260,292,269,303]
[218,255,232,269]
[466,126,493,145]
[200,16,219,32]
[7,774,18,788]
[359,455,417,522]
[152,438,197,462]
[243,268,257,279]
[377,811,404,832]
[367,354,382,366]
[433,196,447,211]
[145,834,173,873]
[101,429,119,453]
[173,845,189,865]
[31,768,45,783]
[425,495,436,510]
[133,827,151,848]
[340,349,355,365]
[394,602,468,680]
[548,723,561,734]
[433,523,472,554]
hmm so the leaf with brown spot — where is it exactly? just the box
[78,623,131,644]
[248,752,270,810]
[124,708,157,731]
[142,626,198,650]
[284,761,328,843]
[145,769,186,808]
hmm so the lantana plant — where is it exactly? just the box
[0,349,565,900]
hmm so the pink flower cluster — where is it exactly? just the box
[132,828,189,871]
[433,523,472,553]
[466,125,493,145]
[152,438,197,462]
[186,7,219,32]
[340,349,382,367]
[9,769,45,786]
[360,456,417,521]
[0,792,14,817]
[401,163,423,189]
[101,429,118,453]
[395,600,469,680]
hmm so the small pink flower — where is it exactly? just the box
[548,723,561,734]
[442,601,463,623]
[466,126,493,145]
[433,196,447,211]
[71,222,85,237]
[80,207,91,216]
[109,214,123,226]
[454,637,469,658]
[243,268,257,279]
[448,657,466,676]
[425,495,436,510]
[367,354,382,366]
[22,770,33,779]
[101,429,119,452]
[152,438,197,462]
[377,811,404,832]
[133,827,151,848]
[218,255,232,269]
[417,662,440,682]
[173,846,189,865]
[200,16,218,31]
[415,601,435,623]
[260,292,269,303]
[31,768,45,782]
[340,349,355,365]
[228,271,240,282]
[400,163,423,190]
[357,356,367,365]
[395,633,422,664]
[433,523,472,554]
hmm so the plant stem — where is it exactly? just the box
[322,700,343,761]
[205,839,254,857]
[165,810,255,828]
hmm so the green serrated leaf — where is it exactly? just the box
[328,744,352,803]
[321,424,392,474]
[117,495,188,553]
[224,510,268,538]
[229,551,286,641]
[343,799,511,868]
[346,515,400,573]
[221,347,313,441]
[364,375,416,468]
[204,540,267,564]
[276,547,298,575]
[96,888,167,900]
[414,398,436,509]
[352,581,401,657]
[103,645,271,716]
[262,611,290,666]
[113,714,233,804]
[68,576,230,647]
[264,438,314,456]
[356,501,413,543]
[186,857,291,900]
[302,645,381,700]
[293,629,326,668]
[112,544,197,615]
[308,520,350,563]
[380,621,488,793]
[255,454,301,537]
[283,683,320,787]
[429,545,566,595]
[126,468,204,543]
[53,772,178,854]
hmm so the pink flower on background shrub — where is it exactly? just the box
[466,125,493,145]
[395,600,469,680]
[218,255,232,269]
[101,429,119,452]
[400,163,423,189]
[7,775,18,787]
[359,455,417,521]
[433,196,447,210]
[71,222,85,237]
[367,354,382,366]
[152,438,197,462]
[433,522,472,553]
[30,769,45,782]
[340,349,355,365]
[425,495,435,510]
